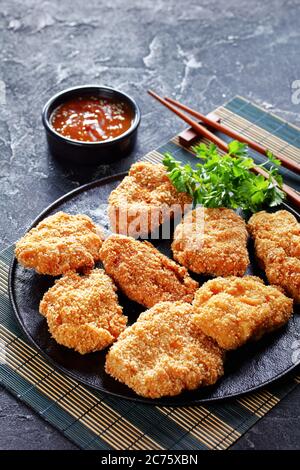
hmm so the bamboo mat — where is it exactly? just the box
[1,96,300,450]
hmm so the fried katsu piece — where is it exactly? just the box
[15,211,103,276]
[105,301,224,398]
[172,207,249,277]
[39,269,127,354]
[99,234,199,307]
[248,210,300,303]
[192,276,293,350]
[108,161,192,237]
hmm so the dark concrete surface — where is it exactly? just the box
[0,0,299,450]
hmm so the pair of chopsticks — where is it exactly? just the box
[148,90,300,207]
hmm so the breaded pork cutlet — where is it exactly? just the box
[105,301,224,398]
[99,234,198,308]
[192,276,293,350]
[108,161,192,237]
[39,269,127,354]
[15,211,103,276]
[248,210,300,303]
[172,207,249,277]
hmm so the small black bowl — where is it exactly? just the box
[42,85,141,165]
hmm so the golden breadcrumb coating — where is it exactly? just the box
[99,234,199,308]
[105,301,224,398]
[192,276,293,350]
[15,212,103,276]
[108,161,192,236]
[39,269,127,354]
[172,207,249,277]
[248,210,300,303]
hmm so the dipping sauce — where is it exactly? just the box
[50,96,134,142]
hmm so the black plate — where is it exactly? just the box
[9,173,300,406]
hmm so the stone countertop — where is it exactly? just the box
[0,0,299,450]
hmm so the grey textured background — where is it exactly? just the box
[1,0,300,450]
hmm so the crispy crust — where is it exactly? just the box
[39,269,127,354]
[99,234,199,308]
[15,212,103,276]
[172,207,249,277]
[108,162,192,236]
[192,276,293,350]
[105,301,224,398]
[248,210,300,303]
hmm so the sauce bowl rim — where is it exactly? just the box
[42,84,141,146]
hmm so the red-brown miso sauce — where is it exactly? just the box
[51,96,133,142]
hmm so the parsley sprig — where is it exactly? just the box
[163,140,285,213]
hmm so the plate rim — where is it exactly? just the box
[8,172,300,406]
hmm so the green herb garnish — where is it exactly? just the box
[163,140,285,212]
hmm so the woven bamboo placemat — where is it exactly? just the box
[1,96,299,450]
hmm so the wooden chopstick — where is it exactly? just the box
[148,90,229,152]
[164,95,300,175]
[148,89,300,207]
